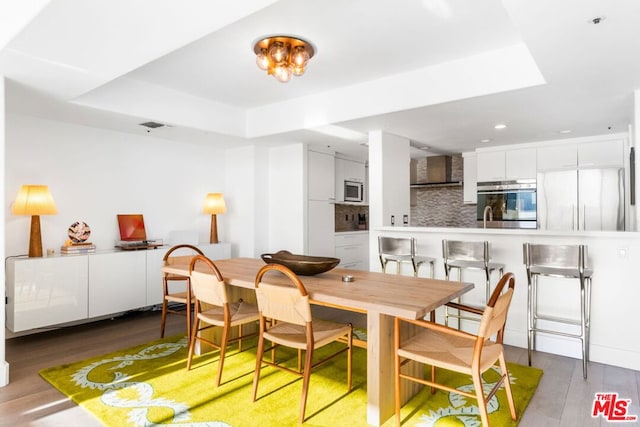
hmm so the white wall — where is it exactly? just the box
[1,77,8,386]
[5,114,229,256]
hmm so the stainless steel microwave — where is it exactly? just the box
[344,180,363,202]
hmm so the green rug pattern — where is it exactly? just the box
[40,335,542,426]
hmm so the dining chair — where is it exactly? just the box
[378,236,436,277]
[186,255,260,386]
[394,272,517,427]
[160,244,204,340]
[252,263,353,424]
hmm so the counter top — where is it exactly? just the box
[374,226,640,239]
[335,230,369,235]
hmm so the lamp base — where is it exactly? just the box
[209,214,219,244]
[29,215,43,257]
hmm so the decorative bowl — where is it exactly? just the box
[260,250,340,276]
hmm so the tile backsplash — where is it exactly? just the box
[335,204,369,232]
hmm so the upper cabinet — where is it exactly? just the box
[308,149,335,201]
[462,152,477,204]
[537,138,625,171]
[476,147,536,182]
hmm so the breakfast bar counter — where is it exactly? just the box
[370,226,640,372]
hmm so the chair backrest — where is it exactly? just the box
[477,272,515,341]
[442,240,490,263]
[523,243,588,271]
[378,236,415,257]
[189,255,228,307]
[254,263,312,326]
[163,244,204,267]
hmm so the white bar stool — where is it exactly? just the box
[378,236,435,278]
[442,239,504,326]
[523,243,592,379]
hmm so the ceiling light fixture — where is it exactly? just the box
[253,35,315,83]
[494,123,507,130]
[481,139,491,143]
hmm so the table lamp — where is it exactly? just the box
[203,193,226,244]
[12,185,58,257]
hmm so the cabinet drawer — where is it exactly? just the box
[336,244,364,263]
[335,233,368,247]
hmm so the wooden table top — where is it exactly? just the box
[163,257,474,320]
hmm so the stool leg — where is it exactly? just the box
[527,273,535,366]
[580,275,590,379]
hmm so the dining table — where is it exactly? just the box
[162,257,474,426]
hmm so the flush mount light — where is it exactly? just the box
[494,124,507,130]
[253,35,315,83]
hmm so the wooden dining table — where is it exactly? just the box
[162,257,474,426]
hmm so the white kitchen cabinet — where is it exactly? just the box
[477,148,536,182]
[537,144,577,171]
[462,152,477,204]
[506,148,536,179]
[476,151,506,182]
[335,232,369,271]
[335,157,366,202]
[6,256,88,332]
[308,200,335,256]
[89,251,147,317]
[308,149,335,200]
[578,139,624,168]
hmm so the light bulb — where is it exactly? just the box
[274,65,292,83]
[292,65,306,76]
[291,46,310,67]
[255,49,269,70]
[269,41,289,64]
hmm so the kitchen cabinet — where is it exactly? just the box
[477,148,536,182]
[462,152,477,204]
[335,232,369,271]
[538,139,625,171]
[307,148,335,256]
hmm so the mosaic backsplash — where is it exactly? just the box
[335,203,369,232]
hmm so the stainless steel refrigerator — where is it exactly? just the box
[537,168,625,231]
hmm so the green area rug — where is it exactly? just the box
[40,335,542,426]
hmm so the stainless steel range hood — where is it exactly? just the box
[410,155,462,187]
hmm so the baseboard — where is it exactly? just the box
[0,361,9,387]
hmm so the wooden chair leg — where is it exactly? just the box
[186,317,200,370]
[499,353,517,420]
[299,346,314,424]
[160,298,168,338]
[472,371,489,427]
[252,332,265,402]
[215,323,229,387]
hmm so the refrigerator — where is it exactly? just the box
[537,168,625,231]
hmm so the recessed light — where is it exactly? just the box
[559,130,572,134]
[419,146,431,151]
[494,124,507,130]
[480,139,491,143]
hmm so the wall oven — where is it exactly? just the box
[477,180,537,229]
[344,180,363,202]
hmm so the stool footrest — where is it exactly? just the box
[530,327,584,340]
[533,314,582,327]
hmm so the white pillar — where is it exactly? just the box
[631,90,640,232]
[1,76,8,387]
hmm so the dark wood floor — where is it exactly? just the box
[1,309,638,426]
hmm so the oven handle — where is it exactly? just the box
[477,190,536,195]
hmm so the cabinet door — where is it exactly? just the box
[506,148,537,179]
[343,159,366,182]
[6,256,88,332]
[308,150,335,200]
[537,144,577,171]
[89,251,147,317]
[476,151,506,182]
[308,200,335,256]
[578,139,624,168]
[462,152,477,204]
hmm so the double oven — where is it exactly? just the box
[476,180,537,229]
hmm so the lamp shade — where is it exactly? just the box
[203,193,227,214]
[12,185,58,215]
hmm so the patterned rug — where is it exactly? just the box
[40,335,542,426]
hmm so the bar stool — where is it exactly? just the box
[523,243,592,379]
[442,239,504,326]
[378,236,435,278]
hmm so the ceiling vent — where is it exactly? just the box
[139,121,165,129]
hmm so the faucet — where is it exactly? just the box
[483,206,493,228]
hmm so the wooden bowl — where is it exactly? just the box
[260,250,340,276]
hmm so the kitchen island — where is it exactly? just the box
[369,226,640,372]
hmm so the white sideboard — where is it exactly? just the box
[5,243,231,333]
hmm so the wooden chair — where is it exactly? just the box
[186,255,260,386]
[252,263,353,424]
[394,272,517,427]
[160,244,204,340]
